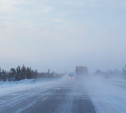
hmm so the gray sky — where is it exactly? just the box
[0,0,126,73]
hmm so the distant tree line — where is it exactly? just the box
[94,65,126,78]
[0,66,63,82]
[123,65,126,77]
[0,66,38,81]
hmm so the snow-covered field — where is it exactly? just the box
[0,77,68,96]
[83,76,126,113]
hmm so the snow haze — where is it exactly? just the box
[0,0,126,72]
[78,75,126,113]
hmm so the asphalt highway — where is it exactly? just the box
[0,80,96,113]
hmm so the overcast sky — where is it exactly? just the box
[0,0,126,73]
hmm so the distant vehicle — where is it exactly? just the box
[68,73,74,80]
[76,66,88,79]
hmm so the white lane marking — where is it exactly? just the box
[41,97,48,102]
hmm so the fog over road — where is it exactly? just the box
[0,80,96,113]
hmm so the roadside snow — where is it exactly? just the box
[0,77,68,96]
[83,76,126,113]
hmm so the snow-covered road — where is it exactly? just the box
[0,76,126,113]
[83,76,126,113]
